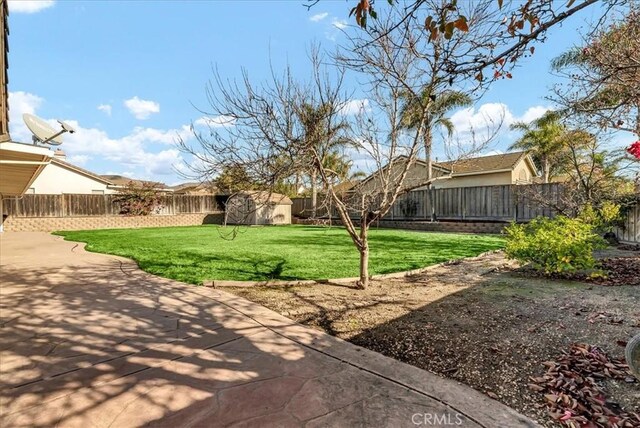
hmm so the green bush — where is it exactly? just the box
[578,201,622,233]
[504,216,607,274]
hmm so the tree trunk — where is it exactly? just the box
[424,129,437,222]
[543,156,550,184]
[357,222,370,289]
[311,169,317,218]
[294,172,300,195]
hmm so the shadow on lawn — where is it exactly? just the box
[139,251,302,284]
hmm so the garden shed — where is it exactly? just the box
[225,191,292,225]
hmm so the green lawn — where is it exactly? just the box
[56,225,505,284]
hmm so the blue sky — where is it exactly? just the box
[7,0,632,184]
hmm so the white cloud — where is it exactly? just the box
[9,91,192,179]
[8,0,55,13]
[309,12,328,22]
[124,96,160,120]
[450,103,551,135]
[450,103,511,135]
[66,154,90,165]
[332,19,348,29]
[517,105,551,124]
[7,91,44,142]
[194,115,236,128]
[58,121,189,177]
[340,99,370,116]
[97,104,112,116]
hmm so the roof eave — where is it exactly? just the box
[450,168,513,177]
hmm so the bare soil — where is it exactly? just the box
[227,250,640,427]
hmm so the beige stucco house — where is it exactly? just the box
[26,150,175,195]
[27,150,117,194]
[357,151,539,194]
[432,151,539,189]
[29,152,115,194]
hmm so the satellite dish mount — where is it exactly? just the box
[22,113,75,146]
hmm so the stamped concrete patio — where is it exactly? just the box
[0,232,538,427]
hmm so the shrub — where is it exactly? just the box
[578,201,622,233]
[113,181,164,216]
[504,216,607,274]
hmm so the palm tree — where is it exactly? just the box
[400,89,472,220]
[298,103,350,218]
[509,111,568,183]
[322,152,352,188]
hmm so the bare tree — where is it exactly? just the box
[330,0,625,84]
[180,3,514,288]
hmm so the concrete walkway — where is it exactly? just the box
[0,232,538,428]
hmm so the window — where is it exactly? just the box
[26,188,35,194]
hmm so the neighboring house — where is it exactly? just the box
[28,150,117,194]
[432,151,539,189]
[26,150,172,194]
[357,151,539,193]
[171,182,217,195]
[99,174,172,193]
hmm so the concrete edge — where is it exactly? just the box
[188,287,540,428]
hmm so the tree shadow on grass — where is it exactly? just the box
[137,251,301,284]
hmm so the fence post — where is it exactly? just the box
[513,185,518,222]
[461,188,466,220]
[60,193,66,218]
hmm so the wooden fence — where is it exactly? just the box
[2,194,221,217]
[292,183,563,222]
[617,203,640,244]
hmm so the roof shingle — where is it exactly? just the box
[434,151,530,175]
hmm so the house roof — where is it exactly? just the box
[434,151,534,175]
[100,174,168,189]
[356,151,539,192]
[355,155,450,191]
[171,181,217,194]
[332,179,361,194]
[233,191,293,205]
[52,158,115,185]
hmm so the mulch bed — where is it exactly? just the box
[586,258,640,286]
[228,251,640,427]
[517,257,640,287]
[530,343,639,428]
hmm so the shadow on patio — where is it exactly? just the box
[0,233,524,427]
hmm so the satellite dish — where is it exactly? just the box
[23,113,75,146]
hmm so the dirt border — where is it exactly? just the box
[202,250,503,288]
